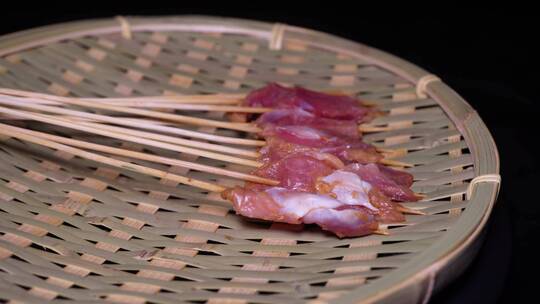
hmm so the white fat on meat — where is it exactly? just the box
[281,126,322,140]
[321,170,377,210]
[265,169,377,219]
[266,187,343,218]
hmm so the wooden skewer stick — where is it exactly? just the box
[0,97,260,158]
[414,193,427,200]
[87,103,272,113]
[0,88,245,105]
[81,94,246,105]
[0,91,260,132]
[7,96,271,113]
[77,120,261,158]
[373,229,389,235]
[0,123,278,186]
[358,125,391,132]
[374,147,397,153]
[103,102,272,113]
[0,106,263,167]
[75,116,266,147]
[90,98,243,105]
[82,97,244,105]
[396,205,426,215]
[378,158,414,168]
[0,125,227,193]
[360,100,379,107]
[119,118,266,146]
[1,95,265,147]
[1,111,266,147]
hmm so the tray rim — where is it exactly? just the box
[0,15,500,304]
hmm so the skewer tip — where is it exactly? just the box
[358,125,390,133]
[360,100,378,107]
[379,158,414,168]
[374,147,395,153]
[414,193,427,200]
[373,229,390,235]
[396,204,426,215]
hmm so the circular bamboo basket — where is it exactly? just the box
[0,16,500,303]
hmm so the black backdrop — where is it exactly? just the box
[1,6,537,303]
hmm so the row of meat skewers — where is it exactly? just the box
[0,83,423,238]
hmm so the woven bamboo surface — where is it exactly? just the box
[0,16,500,303]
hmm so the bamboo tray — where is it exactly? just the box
[0,16,500,303]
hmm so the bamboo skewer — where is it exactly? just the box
[21,115,265,146]
[375,147,398,153]
[359,125,391,132]
[81,95,245,105]
[61,99,261,132]
[0,123,278,186]
[396,205,426,215]
[112,118,266,146]
[0,106,263,167]
[74,116,266,147]
[379,158,414,168]
[0,88,245,105]
[0,125,227,193]
[6,95,271,113]
[0,96,266,146]
[90,104,271,113]
[0,90,259,132]
[373,229,390,235]
[0,96,260,158]
[75,120,260,158]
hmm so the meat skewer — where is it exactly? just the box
[0,87,402,150]
[0,94,409,168]
[0,86,396,133]
[0,103,406,173]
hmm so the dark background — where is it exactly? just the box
[1,5,537,303]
